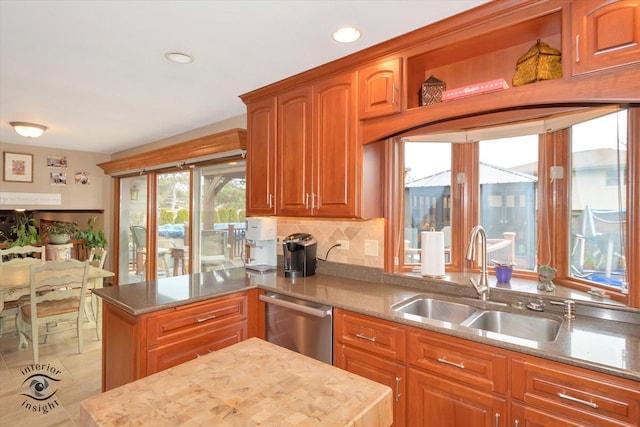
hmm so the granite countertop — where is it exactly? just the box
[93,267,252,315]
[95,266,640,382]
[80,338,393,427]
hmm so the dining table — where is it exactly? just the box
[0,259,115,339]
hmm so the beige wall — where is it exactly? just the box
[0,141,111,210]
[0,140,113,268]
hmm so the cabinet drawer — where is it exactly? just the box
[512,357,640,427]
[408,329,507,394]
[147,321,247,374]
[147,293,248,346]
[334,309,406,361]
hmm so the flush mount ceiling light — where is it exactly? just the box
[10,122,48,138]
[165,52,194,64]
[332,27,361,43]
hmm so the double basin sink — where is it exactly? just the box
[391,294,562,342]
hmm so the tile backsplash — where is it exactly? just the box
[277,218,385,268]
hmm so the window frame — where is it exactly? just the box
[390,107,638,307]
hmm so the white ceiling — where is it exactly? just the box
[0,0,488,154]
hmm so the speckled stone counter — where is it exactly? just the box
[94,267,252,315]
[249,269,640,382]
[80,338,392,426]
[94,266,640,382]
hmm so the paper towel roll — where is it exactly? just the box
[421,231,445,278]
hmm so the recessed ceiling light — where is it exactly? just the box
[332,27,361,43]
[165,52,194,64]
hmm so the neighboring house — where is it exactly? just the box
[405,162,537,267]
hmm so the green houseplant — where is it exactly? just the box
[47,221,78,244]
[9,215,42,247]
[74,216,107,250]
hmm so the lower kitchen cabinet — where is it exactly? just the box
[334,308,406,426]
[511,355,640,427]
[102,289,258,391]
[333,309,638,427]
[511,402,588,427]
[407,328,508,426]
[335,344,406,427]
[408,367,507,426]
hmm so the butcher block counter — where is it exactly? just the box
[80,338,392,427]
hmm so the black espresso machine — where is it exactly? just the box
[282,233,317,278]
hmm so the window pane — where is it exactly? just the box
[570,110,627,290]
[196,161,246,273]
[156,170,190,278]
[479,135,538,270]
[120,177,147,284]
[404,142,452,266]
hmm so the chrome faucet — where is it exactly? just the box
[465,225,490,301]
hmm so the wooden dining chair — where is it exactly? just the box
[85,246,107,336]
[16,259,91,364]
[0,245,45,337]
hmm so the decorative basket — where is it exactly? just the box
[512,39,562,87]
[419,75,446,106]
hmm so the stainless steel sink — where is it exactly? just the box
[392,296,479,324]
[462,310,561,342]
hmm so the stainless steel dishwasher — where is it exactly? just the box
[259,292,333,364]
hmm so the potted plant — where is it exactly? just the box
[75,216,107,257]
[8,214,42,247]
[47,221,78,245]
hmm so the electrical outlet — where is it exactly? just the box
[337,239,349,250]
[364,239,379,257]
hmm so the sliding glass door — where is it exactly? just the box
[118,176,148,285]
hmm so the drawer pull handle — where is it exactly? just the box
[355,333,376,343]
[514,420,519,427]
[495,413,500,427]
[197,314,217,323]
[557,392,598,409]
[437,357,465,369]
[395,376,401,402]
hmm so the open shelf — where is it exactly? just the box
[406,11,563,109]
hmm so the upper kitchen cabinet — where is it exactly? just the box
[358,58,402,120]
[277,86,313,216]
[571,0,640,75]
[311,72,359,217]
[278,72,361,217]
[244,71,381,219]
[246,98,277,215]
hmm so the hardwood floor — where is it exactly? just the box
[0,314,102,426]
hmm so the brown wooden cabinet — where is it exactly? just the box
[407,328,508,426]
[277,72,358,217]
[511,355,640,427]
[572,0,640,75]
[246,97,277,215]
[358,58,402,120]
[276,86,313,216]
[311,72,358,217]
[334,308,406,427]
[246,71,379,218]
[408,367,507,426]
[102,290,258,391]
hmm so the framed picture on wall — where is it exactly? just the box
[3,151,33,183]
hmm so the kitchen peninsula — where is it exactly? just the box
[95,267,640,426]
[80,337,393,426]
